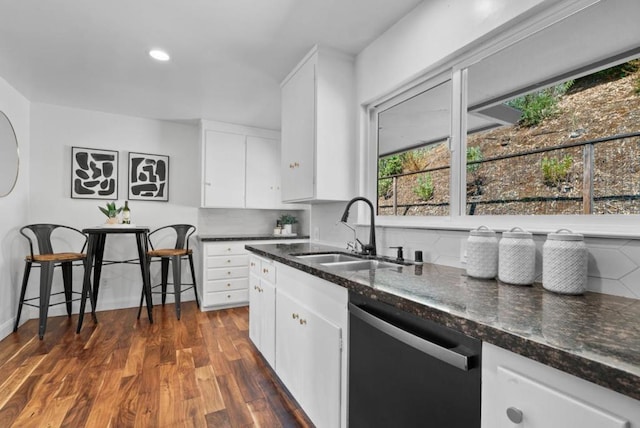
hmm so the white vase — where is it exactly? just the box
[283,224,295,235]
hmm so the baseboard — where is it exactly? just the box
[5,290,199,333]
[0,317,16,341]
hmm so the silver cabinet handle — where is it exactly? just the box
[349,303,473,371]
[506,407,523,424]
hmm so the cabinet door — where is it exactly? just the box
[275,290,305,399]
[281,54,316,202]
[245,136,281,209]
[276,289,341,428]
[260,280,276,367]
[203,130,246,207]
[249,274,276,368]
[249,273,261,350]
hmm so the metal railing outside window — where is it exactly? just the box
[378,131,640,216]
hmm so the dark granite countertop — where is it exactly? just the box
[197,234,309,242]
[246,242,640,402]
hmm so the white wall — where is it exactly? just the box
[29,103,200,314]
[311,202,354,247]
[355,0,547,104]
[0,76,30,339]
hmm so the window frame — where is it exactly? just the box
[363,0,640,238]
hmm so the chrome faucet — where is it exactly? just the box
[340,196,376,256]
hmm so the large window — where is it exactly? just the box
[374,0,640,222]
[466,60,640,216]
[377,79,451,216]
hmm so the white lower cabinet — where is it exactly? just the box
[249,256,276,367]
[201,242,249,309]
[247,254,348,428]
[275,289,342,428]
[199,239,306,311]
[482,343,640,428]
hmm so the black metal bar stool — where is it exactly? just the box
[138,224,199,320]
[15,224,89,339]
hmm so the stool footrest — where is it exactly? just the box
[21,290,85,309]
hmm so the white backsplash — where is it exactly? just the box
[311,209,640,299]
[198,208,309,236]
[379,228,640,299]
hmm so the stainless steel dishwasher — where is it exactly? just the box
[348,293,481,427]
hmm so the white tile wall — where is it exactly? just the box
[338,226,640,299]
[198,208,309,236]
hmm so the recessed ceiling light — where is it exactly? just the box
[149,49,170,61]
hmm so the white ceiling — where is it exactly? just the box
[0,0,423,129]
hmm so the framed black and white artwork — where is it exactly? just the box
[128,152,169,201]
[71,146,118,199]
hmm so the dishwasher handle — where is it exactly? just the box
[349,303,473,371]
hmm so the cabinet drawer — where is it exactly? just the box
[205,278,248,293]
[207,254,249,268]
[206,266,249,281]
[205,289,249,306]
[206,243,247,256]
[495,366,629,427]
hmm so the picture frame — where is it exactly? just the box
[71,146,118,199]
[128,152,169,202]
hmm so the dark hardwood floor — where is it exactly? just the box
[0,302,313,427]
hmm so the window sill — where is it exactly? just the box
[372,214,640,240]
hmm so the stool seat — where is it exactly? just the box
[27,252,86,262]
[148,248,192,257]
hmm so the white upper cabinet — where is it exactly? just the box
[245,136,283,209]
[281,45,356,203]
[200,120,295,209]
[203,130,246,208]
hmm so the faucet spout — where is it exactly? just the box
[340,196,376,256]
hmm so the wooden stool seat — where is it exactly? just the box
[27,252,86,262]
[147,248,192,258]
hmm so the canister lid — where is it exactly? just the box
[547,228,584,241]
[470,225,496,237]
[502,227,533,239]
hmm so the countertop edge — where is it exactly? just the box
[246,244,640,402]
[197,235,310,242]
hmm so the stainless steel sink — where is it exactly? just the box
[321,259,398,271]
[295,253,362,264]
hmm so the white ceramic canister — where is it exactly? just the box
[498,227,536,285]
[466,226,498,279]
[542,229,587,295]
